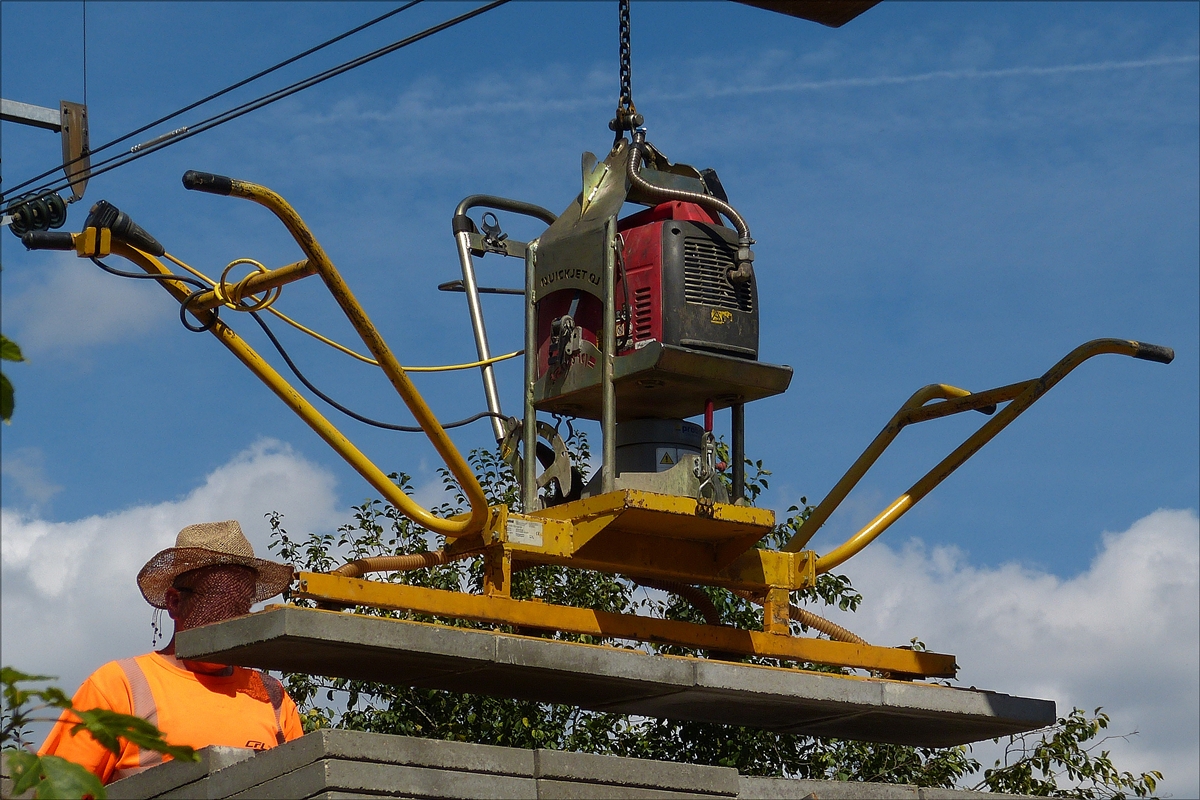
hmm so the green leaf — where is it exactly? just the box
[5,751,106,799]
[2,668,57,685]
[6,749,44,795]
[0,335,25,363]
[1,372,14,424]
[70,709,198,763]
[35,755,106,799]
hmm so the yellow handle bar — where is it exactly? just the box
[789,338,1173,572]
[64,172,492,539]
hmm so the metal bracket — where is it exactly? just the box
[0,98,90,203]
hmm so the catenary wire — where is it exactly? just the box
[3,2,422,201]
[6,0,509,203]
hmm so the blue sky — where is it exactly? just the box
[2,1,1197,793]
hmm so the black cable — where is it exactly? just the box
[90,255,208,291]
[3,2,422,202]
[92,250,501,429]
[90,256,220,332]
[246,309,505,433]
[6,0,509,203]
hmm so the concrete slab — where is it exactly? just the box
[737,778,1042,799]
[224,760,536,799]
[199,729,535,798]
[535,780,721,799]
[177,607,1054,747]
[107,746,254,799]
[535,749,738,796]
[99,732,1044,799]
[739,776,919,799]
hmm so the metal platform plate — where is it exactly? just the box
[534,342,794,421]
[530,489,776,544]
[177,607,1054,748]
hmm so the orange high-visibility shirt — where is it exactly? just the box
[39,652,304,784]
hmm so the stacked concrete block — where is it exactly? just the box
[98,729,1037,800]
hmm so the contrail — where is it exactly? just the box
[650,54,1200,102]
[316,54,1198,122]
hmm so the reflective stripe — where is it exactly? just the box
[257,671,287,746]
[116,657,163,771]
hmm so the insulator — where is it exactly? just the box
[5,192,68,237]
[6,199,31,236]
[44,193,67,229]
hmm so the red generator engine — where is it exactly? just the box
[536,200,759,390]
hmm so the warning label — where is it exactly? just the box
[655,448,678,472]
[505,518,544,547]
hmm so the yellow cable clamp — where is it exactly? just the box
[215,258,281,312]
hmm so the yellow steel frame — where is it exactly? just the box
[64,176,1170,679]
[70,187,489,541]
[292,570,957,677]
[781,338,1172,569]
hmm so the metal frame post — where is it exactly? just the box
[732,402,745,502]
[522,242,540,511]
[454,231,506,441]
[601,217,618,493]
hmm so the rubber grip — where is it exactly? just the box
[182,170,233,195]
[1133,342,1174,364]
[451,214,476,235]
[21,231,75,250]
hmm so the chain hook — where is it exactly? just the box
[608,0,644,141]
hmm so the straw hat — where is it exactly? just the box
[137,520,294,609]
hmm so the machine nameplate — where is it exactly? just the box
[506,518,544,547]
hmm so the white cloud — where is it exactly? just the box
[1,439,341,700]
[3,437,1194,796]
[656,54,1200,101]
[300,53,1200,128]
[1,446,63,509]
[819,508,1199,797]
[5,252,171,356]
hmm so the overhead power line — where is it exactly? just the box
[3,1,423,202]
[5,0,508,203]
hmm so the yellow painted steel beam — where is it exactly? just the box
[481,492,797,589]
[533,489,775,542]
[807,338,1174,572]
[294,571,957,677]
[463,501,802,590]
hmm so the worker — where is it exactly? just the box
[39,520,304,784]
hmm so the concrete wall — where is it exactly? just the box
[88,729,1036,800]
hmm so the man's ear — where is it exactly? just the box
[164,587,181,621]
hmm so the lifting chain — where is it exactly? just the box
[609,0,643,138]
